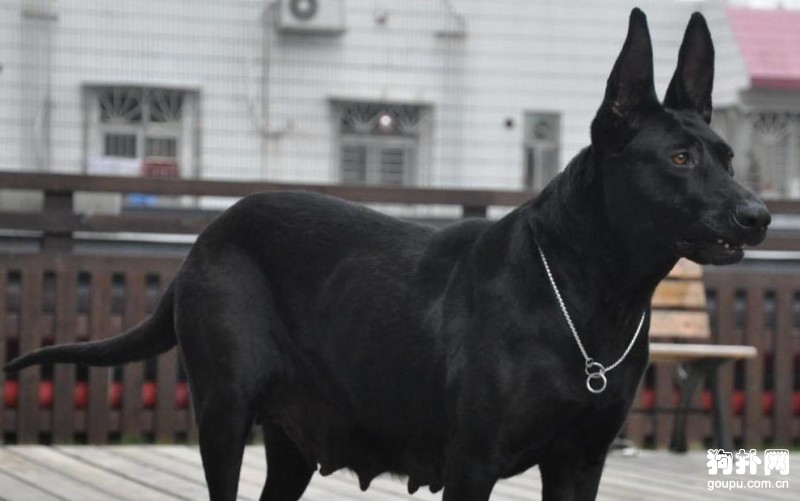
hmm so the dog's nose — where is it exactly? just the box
[733,201,771,231]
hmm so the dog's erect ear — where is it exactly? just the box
[591,8,659,151]
[664,12,715,122]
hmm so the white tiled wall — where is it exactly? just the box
[2,0,265,178]
[0,0,749,192]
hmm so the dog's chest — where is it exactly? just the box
[485,336,647,474]
[496,386,636,476]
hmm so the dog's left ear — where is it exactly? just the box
[664,12,715,122]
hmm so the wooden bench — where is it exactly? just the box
[646,259,757,452]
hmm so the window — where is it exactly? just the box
[523,113,560,191]
[86,86,197,175]
[335,102,428,186]
[715,109,800,198]
[85,86,198,207]
[103,133,137,158]
[340,139,416,186]
[98,86,182,161]
[341,144,367,183]
[145,137,178,159]
[749,112,800,198]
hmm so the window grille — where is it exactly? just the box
[341,144,368,184]
[145,137,178,159]
[103,133,137,158]
[99,88,143,123]
[713,110,800,198]
[335,101,428,186]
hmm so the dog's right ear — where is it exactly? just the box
[591,8,660,152]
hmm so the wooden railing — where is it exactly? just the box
[1,171,797,251]
[0,172,529,251]
[624,269,800,449]
[0,172,798,447]
[0,254,185,444]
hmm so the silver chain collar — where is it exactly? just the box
[536,245,647,394]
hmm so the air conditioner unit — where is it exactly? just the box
[277,0,345,35]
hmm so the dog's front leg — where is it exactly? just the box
[539,450,607,501]
[537,405,630,501]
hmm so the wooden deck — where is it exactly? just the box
[0,446,796,500]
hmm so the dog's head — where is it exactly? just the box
[590,9,770,265]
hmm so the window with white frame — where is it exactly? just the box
[749,112,800,198]
[523,113,560,191]
[714,109,800,199]
[335,102,429,186]
[85,86,198,178]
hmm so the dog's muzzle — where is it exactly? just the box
[674,200,770,265]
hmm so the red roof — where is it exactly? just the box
[727,7,800,91]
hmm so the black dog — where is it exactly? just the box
[6,9,770,501]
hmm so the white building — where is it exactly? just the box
[0,0,797,209]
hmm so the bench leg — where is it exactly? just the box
[670,362,705,453]
[708,365,733,452]
[670,358,732,453]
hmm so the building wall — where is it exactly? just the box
[0,0,751,193]
[263,0,747,190]
[1,0,265,178]
[0,0,24,172]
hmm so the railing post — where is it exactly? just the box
[462,205,488,218]
[42,189,74,252]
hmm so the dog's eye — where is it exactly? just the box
[671,152,691,166]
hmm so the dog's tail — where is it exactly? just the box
[4,282,177,373]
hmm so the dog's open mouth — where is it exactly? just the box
[674,238,745,265]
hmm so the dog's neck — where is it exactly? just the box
[527,147,677,311]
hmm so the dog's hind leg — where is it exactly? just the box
[260,425,315,501]
[195,386,254,501]
[175,254,280,501]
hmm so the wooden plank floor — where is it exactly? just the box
[0,446,796,500]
